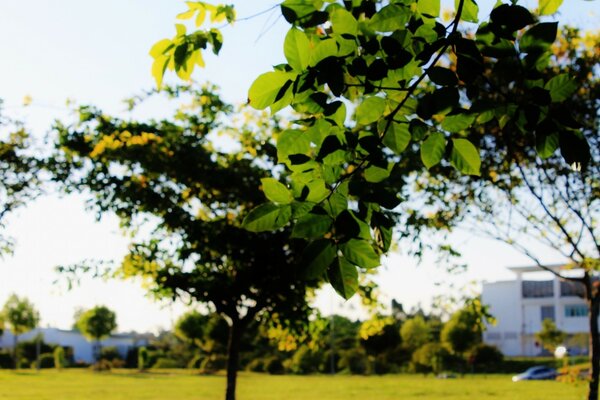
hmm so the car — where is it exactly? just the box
[512,366,558,382]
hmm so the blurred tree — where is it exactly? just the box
[535,318,567,354]
[53,84,317,400]
[0,113,40,256]
[1,294,39,368]
[441,298,494,356]
[75,305,117,361]
[400,316,430,351]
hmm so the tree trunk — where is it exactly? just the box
[225,320,243,400]
[588,294,600,400]
[13,334,18,369]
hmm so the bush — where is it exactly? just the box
[187,354,203,370]
[469,344,503,371]
[0,352,13,369]
[53,347,66,369]
[30,353,54,369]
[138,347,148,371]
[265,357,285,375]
[338,348,368,375]
[289,346,320,374]
[411,343,451,374]
[199,354,227,374]
[99,346,122,362]
[16,339,56,365]
[91,359,112,372]
[246,358,265,372]
[152,358,181,369]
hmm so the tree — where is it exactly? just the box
[441,298,494,356]
[410,26,599,398]
[1,294,40,368]
[175,311,229,354]
[75,305,117,361]
[53,85,316,400]
[0,116,39,256]
[150,1,589,291]
[535,319,567,354]
[400,316,430,351]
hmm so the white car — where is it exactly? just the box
[512,366,558,382]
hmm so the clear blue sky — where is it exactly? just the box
[0,1,597,333]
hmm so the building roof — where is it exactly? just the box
[507,263,568,273]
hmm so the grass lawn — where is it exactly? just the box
[0,369,587,400]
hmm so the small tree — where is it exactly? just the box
[1,294,39,368]
[75,306,117,362]
[137,346,148,371]
[53,346,65,370]
[536,319,567,354]
[400,316,430,351]
[441,298,494,357]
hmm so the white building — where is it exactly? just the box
[0,328,148,364]
[482,265,589,356]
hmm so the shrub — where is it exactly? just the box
[91,359,112,372]
[30,353,54,369]
[138,347,148,371]
[99,346,122,362]
[199,354,227,374]
[152,358,180,369]
[16,340,55,365]
[289,346,320,374]
[411,343,451,374]
[187,354,203,370]
[338,348,368,375]
[53,347,66,369]
[246,358,265,372]
[0,352,13,369]
[470,344,503,371]
[265,357,285,375]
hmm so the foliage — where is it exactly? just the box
[75,306,117,342]
[411,342,450,374]
[152,358,183,369]
[264,357,285,375]
[468,344,503,371]
[54,347,66,369]
[99,346,123,362]
[0,112,40,256]
[337,348,368,375]
[1,294,39,337]
[199,354,227,373]
[400,316,429,351]
[32,353,55,369]
[358,315,400,355]
[138,347,148,371]
[152,0,589,301]
[535,319,567,354]
[441,297,494,355]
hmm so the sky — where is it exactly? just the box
[0,0,598,334]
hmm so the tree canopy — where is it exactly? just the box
[76,305,117,342]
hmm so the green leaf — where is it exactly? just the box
[536,132,559,158]
[151,56,169,88]
[261,178,293,204]
[417,0,440,17]
[520,22,558,53]
[420,132,446,169]
[544,74,577,102]
[242,203,292,232]
[291,213,332,239]
[330,8,358,36]
[356,97,386,125]
[302,239,337,280]
[450,138,481,175]
[457,0,478,23]
[441,113,476,133]
[340,239,380,269]
[149,39,173,58]
[309,38,338,66]
[427,67,458,86]
[248,71,297,110]
[328,258,358,299]
[306,179,330,203]
[379,120,411,154]
[324,192,347,217]
[364,165,390,183]
[277,129,311,162]
[539,0,563,15]
[369,5,411,32]
[284,28,311,72]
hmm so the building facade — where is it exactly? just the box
[0,328,148,364]
[482,265,589,356]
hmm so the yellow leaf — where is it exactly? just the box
[22,95,32,106]
[151,56,169,88]
[195,7,207,27]
[176,9,196,20]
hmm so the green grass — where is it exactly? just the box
[0,369,587,400]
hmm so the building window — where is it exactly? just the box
[561,281,585,297]
[565,304,587,318]
[541,305,555,322]
[523,280,554,298]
